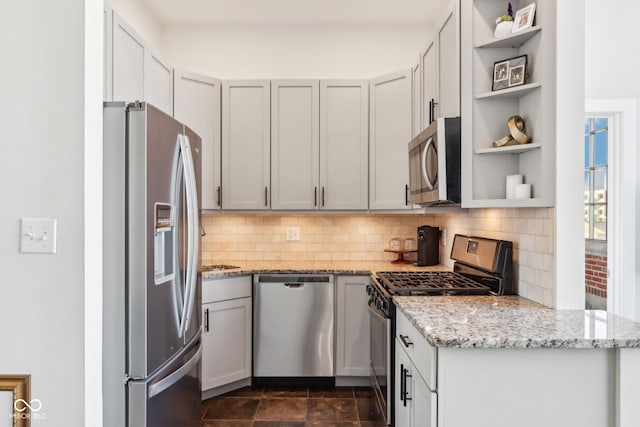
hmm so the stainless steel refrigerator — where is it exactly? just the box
[103,102,202,427]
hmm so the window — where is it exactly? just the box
[584,118,608,240]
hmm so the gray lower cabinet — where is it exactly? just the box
[201,276,252,392]
[335,275,370,376]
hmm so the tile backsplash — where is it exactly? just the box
[202,208,555,307]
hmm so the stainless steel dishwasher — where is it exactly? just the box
[253,274,334,384]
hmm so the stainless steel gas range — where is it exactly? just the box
[366,234,514,426]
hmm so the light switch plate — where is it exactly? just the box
[21,218,57,254]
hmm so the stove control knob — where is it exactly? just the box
[382,300,388,312]
[366,285,373,296]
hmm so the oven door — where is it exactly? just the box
[368,299,391,426]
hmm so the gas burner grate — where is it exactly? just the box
[376,271,491,295]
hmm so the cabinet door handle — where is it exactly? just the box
[322,187,325,207]
[400,363,406,405]
[430,98,438,124]
[404,367,412,406]
[204,308,210,332]
[405,184,409,206]
[399,334,413,348]
[264,186,268,207]
[314,186,318,207]
[428,99,433,124]
[217,186,221,206]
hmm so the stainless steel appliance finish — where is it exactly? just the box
[103,102,202,427]
[408,117,461,205]
[366,283,393,426]
[253,275,334,379]
[367,234,514,426]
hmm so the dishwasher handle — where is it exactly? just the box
[284,283,304,289]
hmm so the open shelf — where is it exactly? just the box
[475,26,542,49]
[475,142,541,155]
[476,82,541,100]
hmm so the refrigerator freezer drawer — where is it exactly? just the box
[128,337,202,427]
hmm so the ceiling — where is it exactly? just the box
[142,0,450,25]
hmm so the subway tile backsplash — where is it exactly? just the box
[202,208,555,307]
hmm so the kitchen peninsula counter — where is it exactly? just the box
[394,295,640,349]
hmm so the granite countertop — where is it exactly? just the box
[201,260,450,280]
[394,295,640,349]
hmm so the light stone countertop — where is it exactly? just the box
[201,260,450,280]
[394,295,640,349]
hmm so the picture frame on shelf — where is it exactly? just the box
[513,3,536,33]
[492,55,528,91]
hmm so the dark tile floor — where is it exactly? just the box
[202,386,386,427]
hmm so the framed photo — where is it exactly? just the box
[513,3,536,33]
[0,375,30,427]
[492,55,528,90]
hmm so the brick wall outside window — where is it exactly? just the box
[585,254,607,298]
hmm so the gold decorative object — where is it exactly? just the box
[492,115,531,147]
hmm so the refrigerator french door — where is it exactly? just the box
[103,102,202,427]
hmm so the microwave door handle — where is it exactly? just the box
[422,139,437,190]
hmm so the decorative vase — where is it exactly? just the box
[494,20,513,37]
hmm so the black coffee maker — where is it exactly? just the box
[416,225,440,266]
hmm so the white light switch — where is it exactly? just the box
[21,218,57,254]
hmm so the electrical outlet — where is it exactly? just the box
[440,228,447,246]
[286,226,300,241]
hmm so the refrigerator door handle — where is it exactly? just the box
[178,134,199,338]
[148,341,202,398]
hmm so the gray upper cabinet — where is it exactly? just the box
[369,69,413,210]
[420,39,437,127]
[109,10,173,115]
[435,0,461,118]
[174,70,221,210]
[221,80,271,210]
[112,12,145,103]
[271,80,320,210]
[320,80,369,210]
[271,80,369,211]
[412,60,422,138]
[145,51,173,116]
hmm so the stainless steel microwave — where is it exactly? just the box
[408,117,461,205]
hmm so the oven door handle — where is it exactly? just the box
[367,300,389,322]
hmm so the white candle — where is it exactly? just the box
[506,174,523,199]
[515,183,532,199]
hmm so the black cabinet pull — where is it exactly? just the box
[204,308,210,332]
[404,367,412,406]
[264,186,268,207]
[322,187,325,207]
[400,363,406,405]
[217,186,221,206]
[314,186,318,207]
[430,98,438,124]
[405,184,409,206]
[399,334,413,348]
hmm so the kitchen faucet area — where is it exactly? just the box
[2,1,640,427]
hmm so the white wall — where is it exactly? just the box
[161,23,432,79]
[0,1,87,425]
[585,0,640,320]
